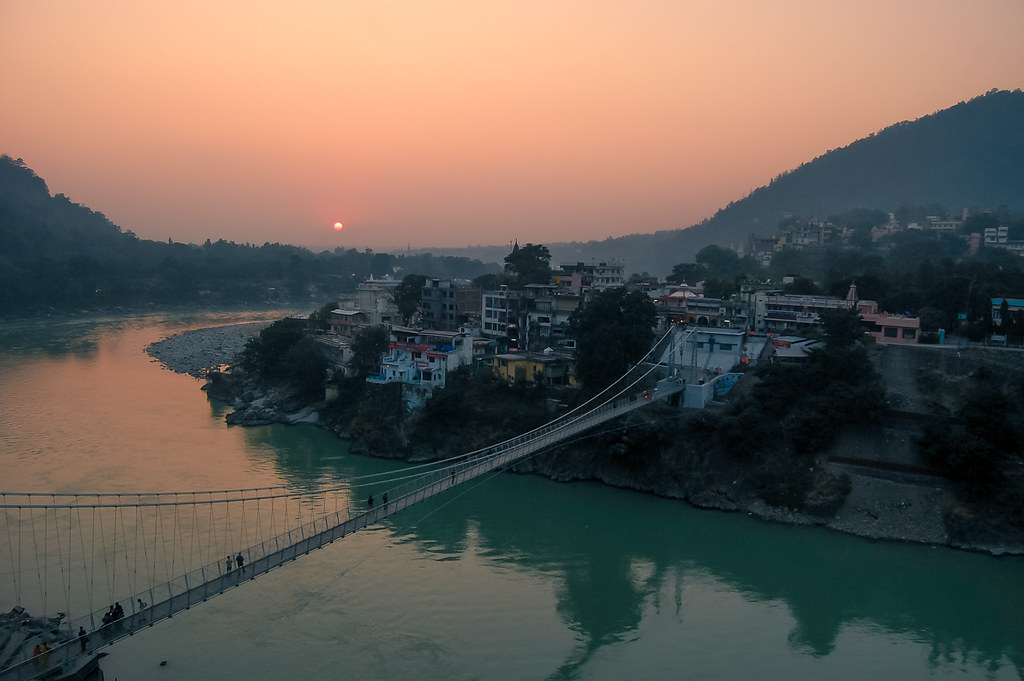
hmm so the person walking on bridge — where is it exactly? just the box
[236,553,245,571]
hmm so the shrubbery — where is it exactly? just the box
[405,368,556,458]
[701,343,885,509]
[238,318,327,398]
[917,368,1024,529]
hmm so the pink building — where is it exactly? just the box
[847,284,920,344]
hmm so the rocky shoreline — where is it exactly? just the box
[146,324,1023,556]
[147,322,271,378]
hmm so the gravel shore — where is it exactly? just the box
[146,322,269,378]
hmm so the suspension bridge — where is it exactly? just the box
[0,326,708,680]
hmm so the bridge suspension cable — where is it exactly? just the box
[0,326,690,680]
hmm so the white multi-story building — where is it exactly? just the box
[366,327,479,392]
[756,292,853,333]
[480,285,582,351]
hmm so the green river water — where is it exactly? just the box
[0,312,1020,680]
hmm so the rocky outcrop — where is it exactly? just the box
[218,378,322,427]
[0,607,73,671]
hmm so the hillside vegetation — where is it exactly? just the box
[0,156,497,316]
[424,89,1024,275]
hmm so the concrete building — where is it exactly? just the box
[481,286,516,340]
[857,300,920,344]
[488,349,577,387]
[755,292,853,333]
[356,277,401,326]
[420,279,459,331]
[552,261,624,293]
[366,327,479,392]
[766,336,824,364]
[328,309,366,338]
[990,298,1024,327]
[480,285,582,351]
[652,285,737,328]
[669,327,760,383]
[778,220,839,250]
[755,284,920,344]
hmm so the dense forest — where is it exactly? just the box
[0,155,498,316]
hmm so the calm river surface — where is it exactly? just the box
[0,312,1021,680]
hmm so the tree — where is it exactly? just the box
[283,336,328,397]
[503,242,551,287]
[569,288,656,391]
[238,318,306,378]
[667,245,755,292]
[393,274,427,325]
[962,212,1000,234]
[348,325,390,379]
[819,307,864,349]
[308,300,338,332]
[666,262,702,285]
[473,272,504,290]
[695,244,746,280]
[783,276,819,295]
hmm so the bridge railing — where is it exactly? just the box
[369,378,684,513]
[0,367,686,680]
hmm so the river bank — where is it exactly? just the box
[147,322,270,378]
[145,324,1023,556]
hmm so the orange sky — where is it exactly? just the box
[3,1,1022,252]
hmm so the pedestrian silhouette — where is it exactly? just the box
[236,553,245,570]
[367,495,374,508]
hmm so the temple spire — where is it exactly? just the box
[845,282,858,303]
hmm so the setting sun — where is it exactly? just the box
[333,222,343,231]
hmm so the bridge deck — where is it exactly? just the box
[1,374,685,680]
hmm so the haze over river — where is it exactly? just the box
[1,312,1021,680]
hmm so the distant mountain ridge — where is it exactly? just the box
[3,89,1022,288]
[421,89,1024,276]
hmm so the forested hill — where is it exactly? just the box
[690,89,1024,243]
[0,156,497,316]
[486,89,1024,276]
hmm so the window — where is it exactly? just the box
[901,329,916,339]
[883,327,898,338]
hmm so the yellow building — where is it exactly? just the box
[489,351,577,387]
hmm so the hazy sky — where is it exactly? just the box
[3,1,1022,252]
